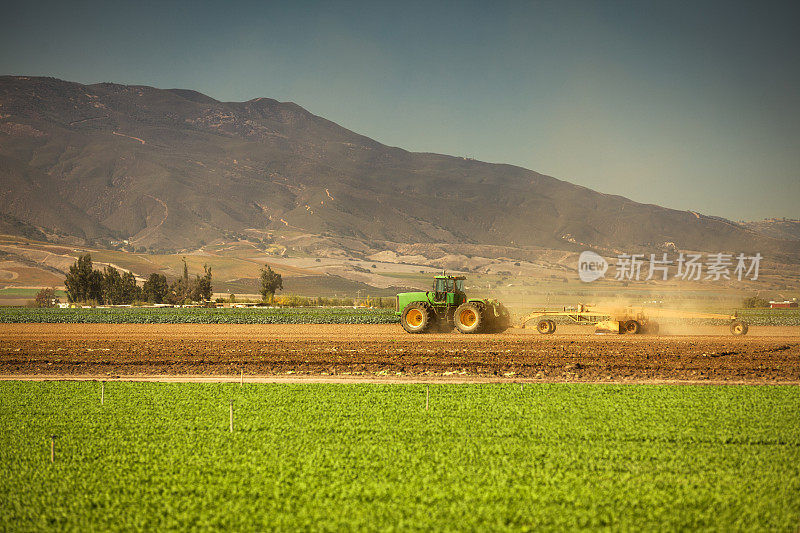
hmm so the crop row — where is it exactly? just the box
[0,307,401,324]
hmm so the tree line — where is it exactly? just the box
[64,254,212,305]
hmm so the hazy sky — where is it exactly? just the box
[2,0,798,220]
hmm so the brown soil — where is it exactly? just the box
[1,324,799,384]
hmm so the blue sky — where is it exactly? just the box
[2,0,798,220]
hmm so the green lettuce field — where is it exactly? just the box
[0,307,399,324]
[1,382,798,531]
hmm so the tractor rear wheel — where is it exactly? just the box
[401,302,434,334]
[623,320,641,334]
[455,302,484,334]
[730,320,748,336]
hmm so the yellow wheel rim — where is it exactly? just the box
[407,309,424,327]
[733,324,742,334]
[460,309,477,327]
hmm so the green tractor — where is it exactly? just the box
[396,275,511,334]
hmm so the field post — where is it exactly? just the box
[50,435,56,463]
[240,369,243,386]
[229,400,234,433]
[520,383,524,392]
[425,384,429,411]
[101,381,105,405]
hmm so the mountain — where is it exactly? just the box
[742,219,800,242]
[0,76,797,261]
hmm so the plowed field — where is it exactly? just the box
[2,323,799,383]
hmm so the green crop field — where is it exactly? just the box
[0,288,68,298]
[1,382,798,531]
[0,307,400,324]
[736,308,800,326]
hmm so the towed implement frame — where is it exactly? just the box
[519,304,749,336]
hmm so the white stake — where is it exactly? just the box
[425,385,429,411]
[229,400,234,433]
[101,381,105,405]
[50,435,56,463]
[240,370,243,386]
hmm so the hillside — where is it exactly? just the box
[743,219,800,242]
[0,75,797,262]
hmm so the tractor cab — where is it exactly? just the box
[432,275,466,306]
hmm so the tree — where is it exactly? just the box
[65,254,145,306]
[100,266,143,305]
[64,254,94,302]
[88,269,103,303]
[259,264,283,302]
[168,260,212,304]
[34,288,58,308]
[121,271,142,303]
[196,264,213,301]
[168,277,189,304]
[742,296,770,308]
[64,254,104,303]
[169,257,192,304]
[143,273,169,303]
[102,266,124,305]
[189,264,213,302]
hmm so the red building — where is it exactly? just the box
[769,301,798,309]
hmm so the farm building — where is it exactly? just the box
[769,300,798,309]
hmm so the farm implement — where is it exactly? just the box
[519,304,749,336]
[396,275,511,333]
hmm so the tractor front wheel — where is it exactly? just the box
[401,302,434,334]
[455,302,484,334]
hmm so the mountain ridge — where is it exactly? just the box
[0,75,796,261]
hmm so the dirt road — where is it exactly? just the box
[1,324,798,384]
